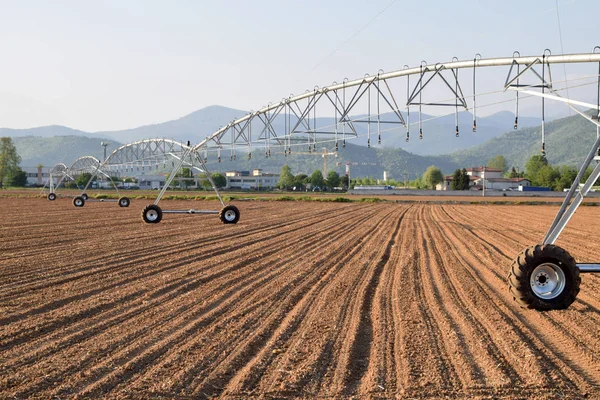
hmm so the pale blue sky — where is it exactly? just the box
[0,0,598,131]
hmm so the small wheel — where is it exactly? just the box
[118,197,130,207]
[142,204,162,224]
[47,193,56,201]
[508,244,580,310]
[219,205,240,224]
[73,196,85,207]
[81,193,88,200]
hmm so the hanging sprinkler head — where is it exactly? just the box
[419,129,423,139]
[473,121,477,132]
[456,126,459,137]
[514,117,519,130]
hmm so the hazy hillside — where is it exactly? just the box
[14,136,122,167]
[443,111,598,170]
[6,105,597,179]
[2,105,540,157]
[95,105,249,144]
[0,125,100,139]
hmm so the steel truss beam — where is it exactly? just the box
[74,139,228,215]
[41,163,69,195]
[508,78,600,252]
[81,51,600,227]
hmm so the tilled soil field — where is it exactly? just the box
[1,197,600,399]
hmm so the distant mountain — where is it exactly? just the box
[6,104,595,179]
[0,125,99,139]
[94,105,249,144]
[2,105,541,157]
[442,110,598,170]
[365,110,540,155]
[13,136,122,167]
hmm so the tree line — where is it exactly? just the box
[0,137,27,187]
[278,165,347,191]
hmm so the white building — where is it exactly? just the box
[137,174,166,190]
[226,169,279,190]
[21,166,52,186]
[437,167,531,191]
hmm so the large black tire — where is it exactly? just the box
[219,205,240,224]
[73,196,85,207]
[47,193,56,201]
[142,204,162,224]
[118,197,131,207]
[508,244,580,311]
[81,193,88,200]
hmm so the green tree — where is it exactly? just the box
[293,173,308,190]
[340,175,349,189]
[309,170,324,188]
[525,155,548,182]
[535,165,559,188]
[326,171,340,188]
[582,166,600,186]
[75,172,93,188]
[487,155,508,173]
[451,169,462,190]
[460,168,470,189]
[553,165,577,191]
[423,165,443,189]
[211,172,226,189]
[6,168,27,187]
[278,165,294,189]
[173,167,193,189]
[0,137,22,187]
[508,167,524,178]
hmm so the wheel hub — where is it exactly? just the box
[146,210,158,222]
[530,263,566,300]
[224,210,236,221]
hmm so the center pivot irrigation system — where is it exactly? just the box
[70,49,600,310]
[42,156,128,204]
[73,139,241,224]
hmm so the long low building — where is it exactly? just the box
[225,169,279,190]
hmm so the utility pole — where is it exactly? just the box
[482,166,486,197]
[101,142,109,161]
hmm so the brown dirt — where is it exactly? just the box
[1,196,599,399]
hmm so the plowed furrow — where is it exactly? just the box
[87,205,387,396]
[188,206,404,398]
[0,205,359,325]
[5,206,380,396]
[59,205,394,398]
[2,205,378,370]
[431,206,599,393]
[0,204,338,292]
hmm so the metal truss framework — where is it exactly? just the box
[189,52,600,160]
[77,139,228,213]
[41,163,68,197]
[109,51,600,227]
[71,51,600,260]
